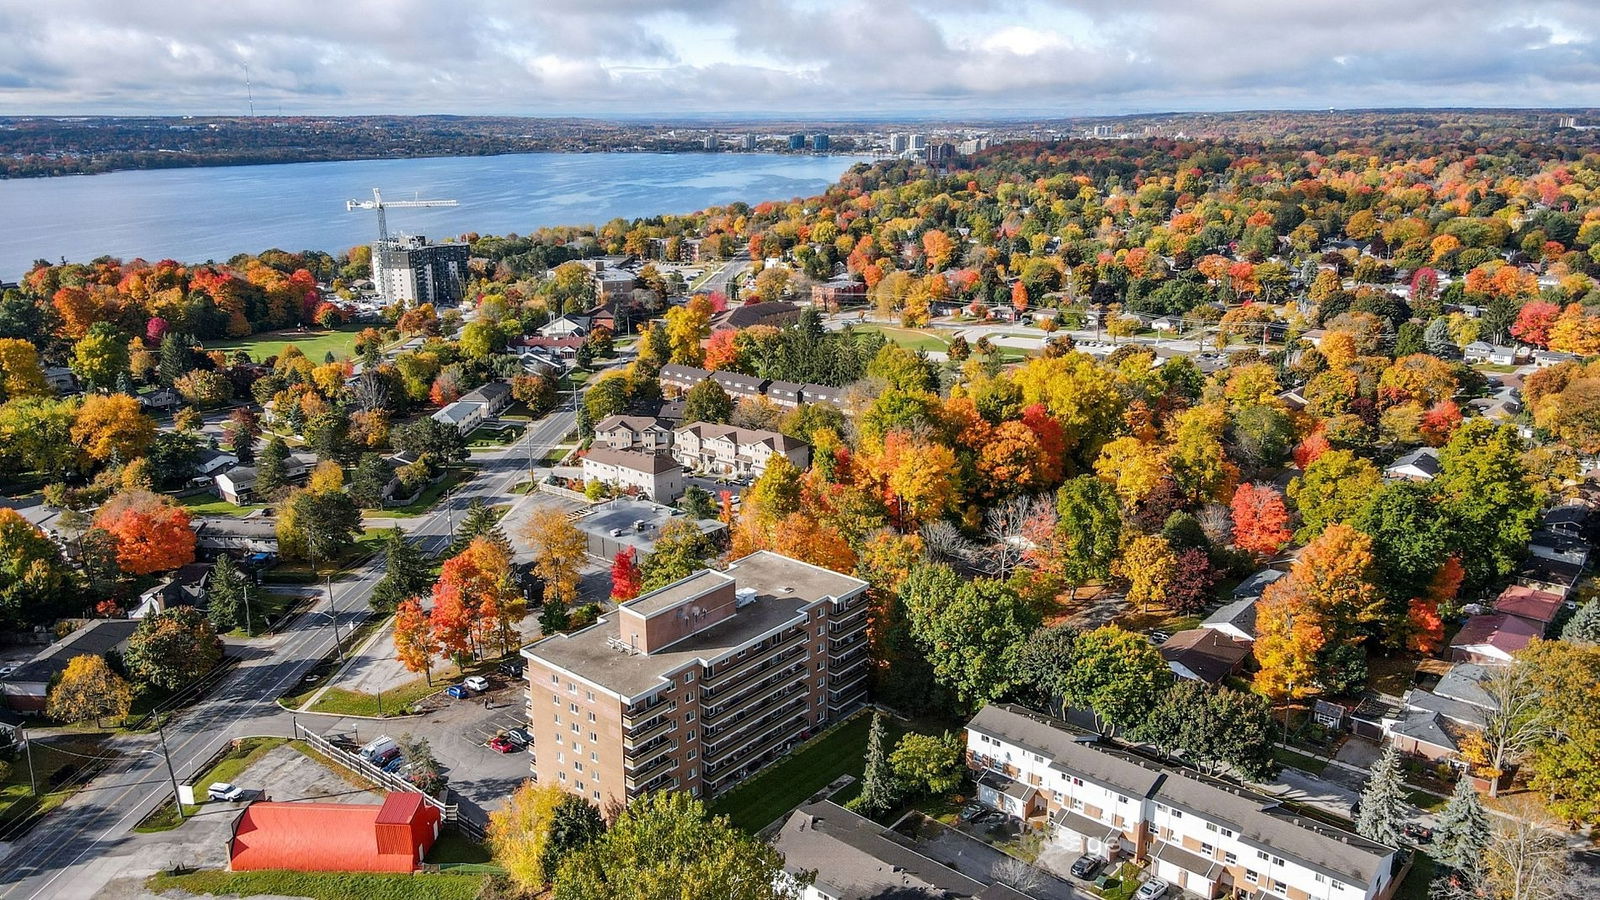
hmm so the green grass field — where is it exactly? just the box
[135,737,287,831]
[178,492,264,517]
[0,735,115,834]
[849,324,953,353]
[147,870,485,900]
[374,467,472,518]
[202,325,365,363]
[711,711,898,833]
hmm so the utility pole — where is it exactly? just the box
[242,579,254,636]
[20,723,36,797]
[326,571,345,662]
[156,714,185,821]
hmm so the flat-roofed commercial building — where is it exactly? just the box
[522,551,870,808]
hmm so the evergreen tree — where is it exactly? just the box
[854,711,900,818]
[1562,599,1600,644]
[1423,318,1456,358]
[348,452,392,509]
[255,436,291,499]
[157,332,189,386]
[451,499,507,554]
[1433,777,1491,871]
[371,528,431,612]
[1355,743,1407,846]
[538,601,571,635]
[540,795,606,881]
[206,554,244,633]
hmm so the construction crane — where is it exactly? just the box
[345,188,458,242]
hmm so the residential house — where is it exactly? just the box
[1,620,140,712]
[1467,393,1521,423]
[965,705,1397,900]
[582,448,685,503]
[521,552,870,807]
[1526,529,1588,566]
[41,365,78,394]
[1388,663,1498,763]
[1199,569,1286,643]
[673,423,810,477]
[710,301,800,333]
[763,380,804,409]
[460,381,512,419]
[709,370,770,403]
[1541,500,1592,538]
[539,314,593,338]
[1515,554,1583,597]
[1493,585,1567,632]
[192,448,239,481]
[229,792,441,873]
[659,363,710,395]
[1532,349,1578,368]
[519,336,584,362]
[193,519,280,554]
[214,453,312,504]
[809,277,867,308]
[1450,614,1542,665]
[139,388,182,413]
[130,562,212,619]
[431,398,489,434]
[774,801,1034,900]
[1159,629,1252,684]
[1462,342,1519,365]
[593,415,675,453]
[1383,447,1439,482]
[799,383,846,408]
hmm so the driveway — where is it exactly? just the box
[908,819,1079,900]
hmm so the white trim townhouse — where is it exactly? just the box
[966,705,1398,900]
[593,415,674,453]
[582,448,685,503]
[461,381,513,418]
[673,422,810,478]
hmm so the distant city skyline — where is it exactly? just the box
[1,0,1597,117]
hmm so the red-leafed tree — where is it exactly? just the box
[1168,547,1218,615]
[1406,598,1445,653]
[94,489,196,575]
[1020,403,1068,485]
[1230,483,1292,557]
[1511,300,1560,348]
[1292,429,1330,469]
[1419,399,1462,447]
[610,547,643,602]
[703,329,742,372]
[393,597,440,683]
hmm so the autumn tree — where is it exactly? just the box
[610,547,643,602]
[490,781,574,890]
[1059,625,1174,737]
[1518,640,1600,821]
[47,654,132,727]
[1230,482,1292,557]
[71,393,156,464]
[0,338,50,402]
[1252,582,1326,702]
[276,488,362,568]
[394,597,440,684]
[123,607,223,690]
[94,489,196,575]
[522,507,588,608]
[1286,449,1380,537]
[1114,533,1176,613]
[70,321,130,390]
[641,519,716,591]
[0,508,80,629]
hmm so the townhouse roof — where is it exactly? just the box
[1493,585,1566,625]
[583,447,682,475]
[677,421,806,452]
[5,620,140,686]
[1450,613,1541,655]
[461,381,510,404]
[966,705,1164,800]
[593,415,668,433]
[659,363,710,383]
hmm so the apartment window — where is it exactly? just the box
[1245,870,1259,882]
[585,690,594,701]
[1117,795,1128,804]
[552,695,560,706]
[1170,809,1183,819]
[1272,856,1285,867]
[1221,827,1234,838]
[590,732,597,742]
[684,692,695,703]
[568,681,576,693]
[685,671,695,683]
[593,791,601,800]
[557,752,565,763]
[550,674,560,684]
[590,751,597,761]
[1315,874,1326,884]
[687,730,696,741]
[570,703,579,713]
[554,713,561,724]
[1331,883,1346,892]
[1206,823,1218,833]
[571,723,580,733]
[1273,882,1287,894]
[1155,803,1167,812]
[574,762,584,772]
[1200,843,1213,855]
[1071,776,1084,787]
[688,750,697,760]
[686,712,695,722]
[1257,851,1269,861]
[558,772,567,782]
[1224,852,1237,865]
[689,768,697,779]
[587,712,596,722]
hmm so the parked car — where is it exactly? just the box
[1135,878,1170,900]
[505,726,532,746]
[1070,856,1104,880]
[463,675,490,692]
[445,684,470,699]
[382,754,408,773]
[358,735,398,762]
[497,659,525,677]
[1404,823,1434,844]
[958,804,984,822]
[488,734,519,753]
[373,746,403,767]
[207,782,245,802]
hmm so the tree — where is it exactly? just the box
[903,568,1042,708]
[0,338,50,402]
[71,393,155,464]
[541,796,606,885]
[683,379,733,424]
[393,597,439,683]
[1058,625,1174,736]
[172,369,232,408]
[1562,599,1600,643]
[1284,523,1383,643]
[395,416,469,465]
[1434,420,1539,588]
[123,606,224,690]
[0,508,79,629]
[206,554,245,633]
[1287,449,1380,537]
[552,791,797,900]
[610,548,643,602]
[1517,640,1600,821]
[663,299,712,365]
[1015,624,1078,715]
[522,507,588,607]
[277,488,362,566]
[1252,581,1327,702]
[450,499,508,555]
[680,484,716,519]
[1114,534,1177,613]
[1167,547,1218,616]
[1355,743,1406,847]
[157,331,191,386]
[397,732,445,795]
[255,436,291,499]
[1480,821,1570,900]
[889,731,964,796]
[1133,682,1275,779]
[489,781,571,890]
[855,711,901,817]
[348,452,392,509]
[304,408,354,464]
[641,519,716,591]
[1230,482,1291,557]
[70,322,130,390]
[1433,777,1491,872]
[94,489,196,575]
[0,395,82,477]
[46,654,132,727]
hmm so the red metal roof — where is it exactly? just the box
[230,795,438,873]
[1493,585,1565,624]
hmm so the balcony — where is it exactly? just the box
[702,648,810,707]
[623,716,676,750]
[627,770,680,795]
[623,752,677,790]
[702,630,808,690]
[621,695,671,729]
[704,717,810,792]
[706,708,809,768]
[625,737,677,773]
[828,668,869,698]
[703,691,809,756]
[703,664,809,722]
[828,631,867,658]
[829,608,868,634]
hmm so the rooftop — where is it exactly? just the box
[5,619,140,685]
[1451,613,1542,653]
[583,447,682,475]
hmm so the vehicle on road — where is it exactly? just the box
[488,734,519,753]
[497,659,525,677]
[1135,877,1170,900]
[0,665,15,678]
[1070,856,1104,880]
[463,675,490,692]
[207,782,245,802]
[445,684,470,699]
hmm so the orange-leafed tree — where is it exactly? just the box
[1010,280,1029,313]
[1230,482,1292,557]
[393,597,439,684]
[430,571,476,663]
[1406,598,1446,654]
[1285,523,1383,642]
[1511,300,1560,348]
[975,421,1048,498]
[771,512,856,574]
[702,329,742,372]
[1252,581,1327,701]
[94,489,196,575]
[1419,399,1462,447]
[71,393,156,463]
[610,547,643,602]
[433,536,522,658]
[1291,429,1330,469]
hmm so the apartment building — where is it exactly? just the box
[673,422,810,478]
[522,552,871,809]
[966,705,1397,900]
[593,415,674,453]
[581,448,685,503]
[370,235,470,306]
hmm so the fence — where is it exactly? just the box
[292,721,484,839]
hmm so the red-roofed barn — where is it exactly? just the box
[229,793,440,873]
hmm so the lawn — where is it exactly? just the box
[233,591,305,637]
[135,737,287,832]
[0,735,116,835]
[147,870,485,900]
[304,674,449,718]
[712,711,893,833]
[468,424,525,448]
[203,325,365,364]
[849,324,952,353]
[1272,746,1330,775]
[177,492,264,517]
[376,467,472,518]
[1395,851,1436,900]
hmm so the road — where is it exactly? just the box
[699,251,749,297]
[0,397,579,899]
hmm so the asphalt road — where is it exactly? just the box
[0,398,579,899]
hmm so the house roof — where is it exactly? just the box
[712,301,799,331]
[229,797,431,872]
[583,447,682,475]
[594,415,667,433]
[461,381,510,404]
[1385,447,1440,478]
[1493,585,1565,624]
[1159,628,1252,683]
[1389,707,1462,753]
[966,705,1165,801]
[1516,554,1583,589]
[1450,614,1541,655]
[659,363,710,383]
[5,619,139,686]
[678,422,807,452]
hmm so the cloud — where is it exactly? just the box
[0,0,1597,115]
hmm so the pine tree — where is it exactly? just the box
[1433,777,1491,871]
[1355,743,1407,846]
[157,332,189,387]
[450,499,507,554]
[206,554,244,633]
[854,711,900,818]
[372,528,432,612]
[255,436,291,499]
[539,601,571,635]
[1562,599,1600,644]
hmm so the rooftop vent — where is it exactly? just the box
[780,586,795,593]
[735,588,759,608]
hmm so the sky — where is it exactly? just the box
[1,0,1598,118]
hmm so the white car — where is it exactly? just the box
[1135,878,1170,900]
[463,675,490,692]
[207,782,245,802]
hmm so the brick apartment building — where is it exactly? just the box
[521,551,870,808]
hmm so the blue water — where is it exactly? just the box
[0,152,872,280]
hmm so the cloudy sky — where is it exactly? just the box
[1,0,1597,117]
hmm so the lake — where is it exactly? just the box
[0,152,873,280]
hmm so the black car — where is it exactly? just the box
[497,660,524,677]
[1070,855,1104,880]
